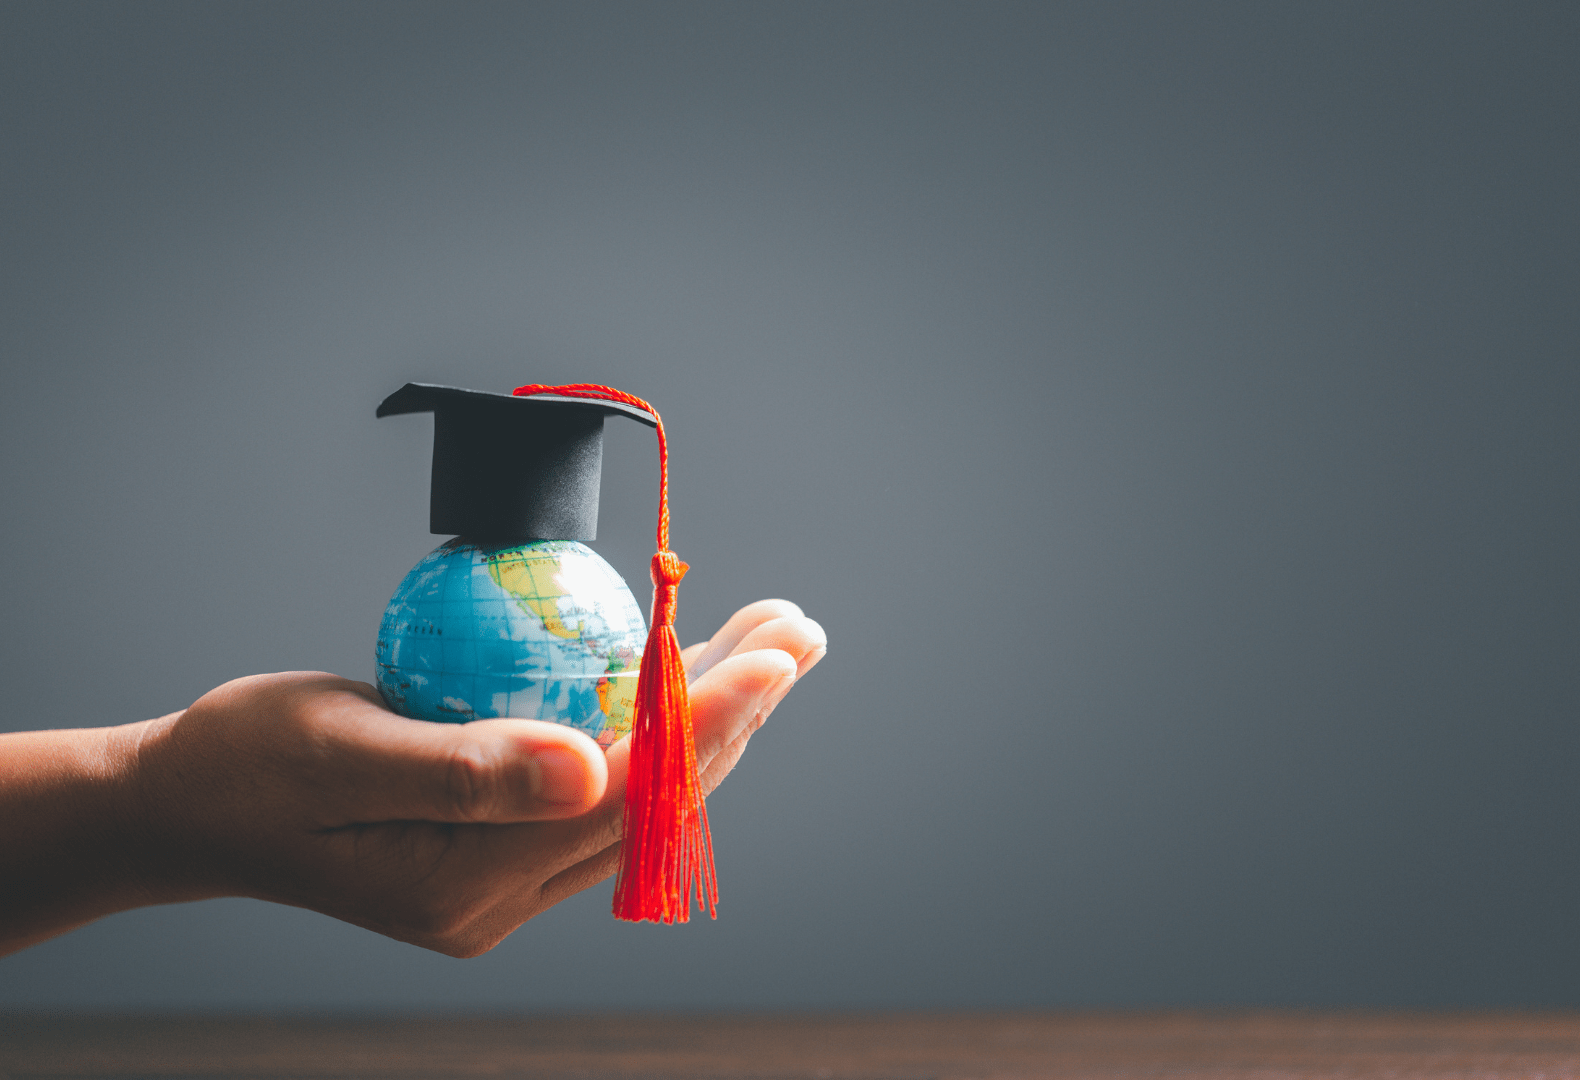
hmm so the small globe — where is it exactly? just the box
[376,538,646,747]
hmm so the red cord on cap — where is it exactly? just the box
[512,382,717,923]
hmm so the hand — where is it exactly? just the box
[0,600,826,958]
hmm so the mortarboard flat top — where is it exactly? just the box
[378,382,657,544]
[377,383,657,427]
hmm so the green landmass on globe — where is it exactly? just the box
[375,539,647,746]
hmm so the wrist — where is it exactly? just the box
[0,716,185,955]
[99,713,195,906]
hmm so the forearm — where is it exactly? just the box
[0,720,163,956]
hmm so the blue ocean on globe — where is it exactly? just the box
[376,539,647,746]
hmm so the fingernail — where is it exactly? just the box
[533,747,590,805]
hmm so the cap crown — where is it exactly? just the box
[377,383,657,542]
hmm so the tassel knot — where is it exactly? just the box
[652,549,689,586]
[651,551,687,627]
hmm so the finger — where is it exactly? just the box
[685,599,804,679]
[441,832,627,954]
[497,728,632,872]
[689,648,798,765]
[699,724,753,796]
[537,841,624,910]
[693,645,806,793]
[726,615,828,680]
[311,697,609,826]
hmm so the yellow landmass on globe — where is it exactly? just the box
[488,554,580,640]
[597,671,640,748]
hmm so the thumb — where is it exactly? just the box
[313,702,608,825]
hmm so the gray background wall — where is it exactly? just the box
[2,1,1577,1009]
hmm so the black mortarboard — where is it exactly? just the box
[376,382,658,543]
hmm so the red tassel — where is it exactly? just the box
[512,382,718,923]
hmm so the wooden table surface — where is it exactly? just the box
[5,1012,1580,1079]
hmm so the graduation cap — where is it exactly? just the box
[378,381,716,924]
[376,382,658,543]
